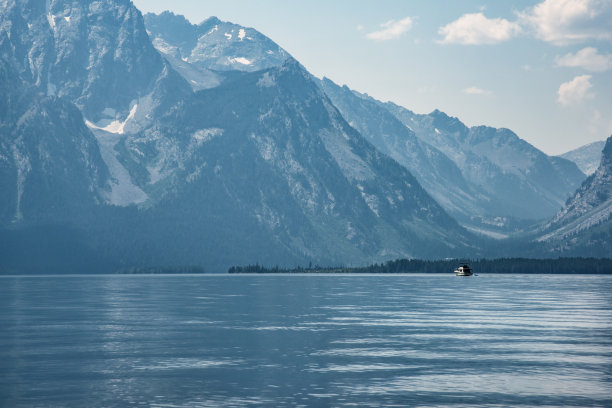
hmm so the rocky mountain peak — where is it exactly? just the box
[0,0,190,122]
[145,11,290,73]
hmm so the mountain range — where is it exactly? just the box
[0,0,609,273]
[319,79,585,236]
[559,141,606,176]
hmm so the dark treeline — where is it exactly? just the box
[228,258,612,274]
[113,266,205,274]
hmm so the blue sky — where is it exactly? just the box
[133,0,612,155]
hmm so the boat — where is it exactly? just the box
[454,264,473,276]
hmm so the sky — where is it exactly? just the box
[132,0,612,155]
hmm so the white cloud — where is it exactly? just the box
[556,47,612,71]
[557,74,594,105]
[520,0,612,45]
[357,25,364,31]
[366,17,413,41]
[463,86,492,95]
[438,13,521,45]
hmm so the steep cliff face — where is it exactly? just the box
[0,0,190,123]
[0,32,108,226]
[539,136,612,250]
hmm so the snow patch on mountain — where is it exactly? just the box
[152,37,179,56]
[47,13,56,30]
[229,57,252,65]
[91,129,147,206]
[11,143,31,222]
[144,13,290,73]
[86,104,138,135]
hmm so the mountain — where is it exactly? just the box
[537,136,612,255]
[559,140,606,176]
[319,79,586,235]
[0,0,190,126]
[319,79,508,237]
[144,12,290,90]
[1,3,479,273]
[0,31,108,226]
[107,59,478,269]
[381,103,586,222]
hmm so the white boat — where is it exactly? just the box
[454,264,473,276]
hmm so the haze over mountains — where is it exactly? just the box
[319,80,585,236]
[0,0,610,273]
[559,141,606,176]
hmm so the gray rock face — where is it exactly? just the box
[0,34,108,226]
[0,0,190,123]
[559,141,606,176]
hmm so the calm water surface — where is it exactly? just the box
[1,274,611,407]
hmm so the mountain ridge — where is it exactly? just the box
[559,140,606,176]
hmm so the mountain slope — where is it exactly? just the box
[382,103,586,221]
[0,30,108,226]
[538,136,612,252]
[108,59,478,269]
[319,78,516,236]
[559,140,606,176]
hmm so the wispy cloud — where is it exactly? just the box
[366,17,413,41]
[463,86,493,95]
[519,0,612,45]
[557,74,594,106]
[438,13,521,45]
[556,47,612,72]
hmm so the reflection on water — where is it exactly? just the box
[1,274,612,407]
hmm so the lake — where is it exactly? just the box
[1,274,611,407]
